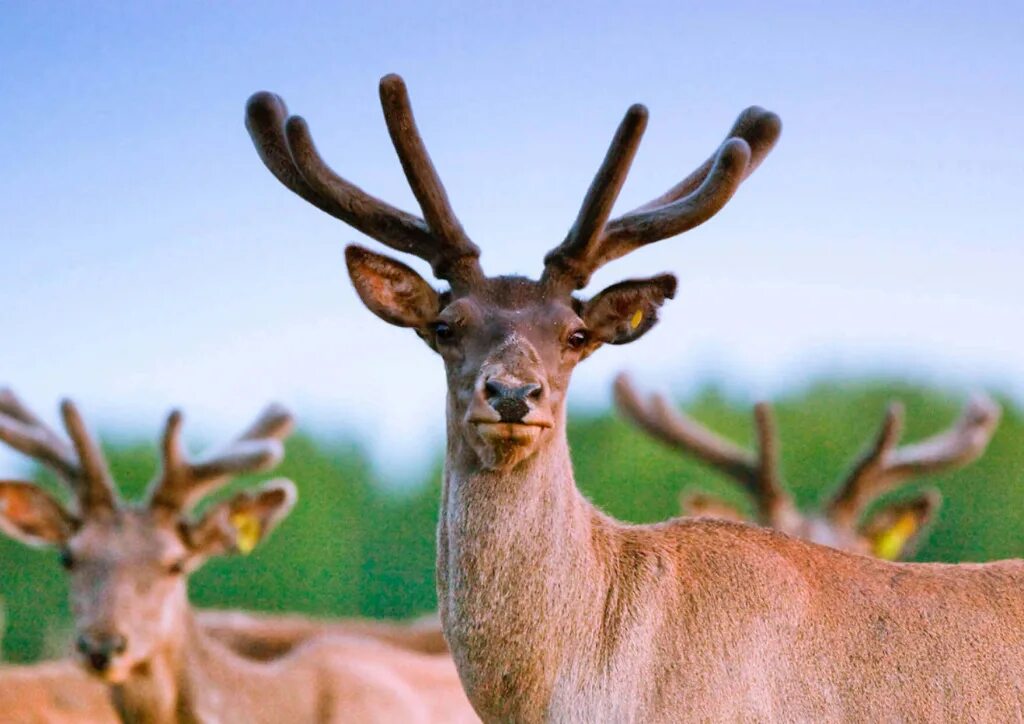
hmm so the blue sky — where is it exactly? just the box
[1,2,1021,477]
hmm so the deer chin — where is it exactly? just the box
[77,655,135,685]
[469,421,549,470]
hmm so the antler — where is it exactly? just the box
[147,404,295,512]
[245,74,482,290]
[0,389,116,512]
[543,106,781,291]
[826,395,1002,528]
[613,373,794,525]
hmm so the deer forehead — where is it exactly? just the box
[71,509,186,563]
[443,288,581,338]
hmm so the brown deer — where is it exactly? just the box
[0,387,447,660]
[247,74,1024,721]
[0,391,477,723]
[614,373,1001,559]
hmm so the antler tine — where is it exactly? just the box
[826,395,1002,527]
[749,402,793,522]
[613,374,793,523]
[0,389,80,482]
[545,106,780,290]
[148,404,295,513]
[59,399,117,511]
[378,74,482,283]
[630,107,782,214]
[596,138,751,263]
[245,92,338,216]
[542,105,649,289]
[613,373,757,478]
[247,76,483,289]
[247,92,436,261]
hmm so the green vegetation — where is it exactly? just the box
[2,380,1021,663]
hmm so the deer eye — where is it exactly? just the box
[567,330,589,350]
[433,321,455,343]
[167,560,186,576]
[58,549,75,570]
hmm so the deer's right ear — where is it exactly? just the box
[0,482,76,547]
[345,245,440,330]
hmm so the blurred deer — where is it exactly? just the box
[248,73,1024,721]
[614,373,1001,560]
[0,387,446,660]
[0,390,477,723]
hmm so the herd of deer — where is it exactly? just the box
[0,74,1014,722]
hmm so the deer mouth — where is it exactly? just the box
[472,420,551,443]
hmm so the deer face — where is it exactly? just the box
[347,248,676,469]
[61,510,189,681]
[0,393,296,682]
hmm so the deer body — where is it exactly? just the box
[442,433,1024,721]
[108,609,462,724]
[0,659,117,723]
[0,612,448,724]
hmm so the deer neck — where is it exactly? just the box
[110,600,255,723]
[110,596,192,724]
[437,403,608,716]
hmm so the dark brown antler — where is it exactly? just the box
[544,107,781,291]
[613,373,794,524]
[0,389,116,512]
[147,404,294,512]
[826,395,1002,528]
[245,74,482,290]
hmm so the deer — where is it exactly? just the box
[0,387,446,661]
[0,390,478,723]
[247,73,1024,721]
[613,373,1001,560]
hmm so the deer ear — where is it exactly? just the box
[680,492,747,523]
[0,481,76,547]
[860,491,941,561]
[345,245,440,330]
[582,274,677,345]
[183,479,297,559]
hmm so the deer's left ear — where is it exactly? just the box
[184,480,297,559]
[0,481,76,547]
[582,274,677,345]
[860,491,941,561]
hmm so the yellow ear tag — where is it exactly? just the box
[870,511,918,561]
[630,309,644,330]
[229,511,262,555]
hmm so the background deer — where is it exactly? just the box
[0,386,447,659]
[248,74,1024,721]
[614,373,1001,560]
[0,391,477,723]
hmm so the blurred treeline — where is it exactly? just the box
[2,380,1022,663]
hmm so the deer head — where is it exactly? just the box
[246,75,780,470]
[614,373,1001,559]
[0,389,295,683]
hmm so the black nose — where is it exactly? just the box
[77,633,127,672]
[484,380,542,423]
